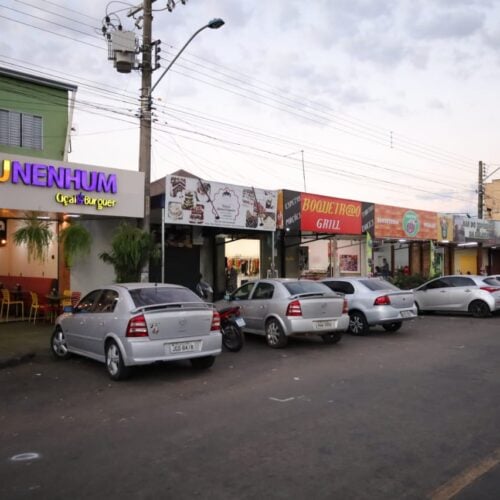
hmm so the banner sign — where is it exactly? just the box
[165,175,277,231]
[300,193,362,234]
[374,205,437,239]
[453,216,494,243]
[437,214,454,241]
[282,190,301,233]
[362,202,375,236]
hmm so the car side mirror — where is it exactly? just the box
[224,293,232,301]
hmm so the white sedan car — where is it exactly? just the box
[414,275,500,317]
[51,283,222,380]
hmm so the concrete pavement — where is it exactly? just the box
[0,320,53,369]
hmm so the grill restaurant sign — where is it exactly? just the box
[300,193,362,234]
[0,154,144,217]
[164,175,277,231]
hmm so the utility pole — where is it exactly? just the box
[478,160,484,218]
[138,0,153,233]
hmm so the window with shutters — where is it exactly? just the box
[0,109,43,150]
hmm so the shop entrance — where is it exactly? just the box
[224,238,261,292]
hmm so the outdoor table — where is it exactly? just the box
[45,294,64,322]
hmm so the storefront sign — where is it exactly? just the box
[0,154,144,218]
[282,190,301,233]
[374,205,437,239]
[453,216,494,243]
[436,214,454,241]
[300,193,361,234]
[164,175,277,231]
[362,202,375,236]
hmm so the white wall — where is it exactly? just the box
[0,219,57,278]
[69,219,117,295]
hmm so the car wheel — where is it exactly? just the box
[348,311,369,335]
[51,327,71,360]
[265,319,288,348]
[468,300,491,318]
[321,332,343,344]
[382,322,402,332]
[190,356,216,369]
[105,341,131,381]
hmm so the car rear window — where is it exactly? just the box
[283,281,333,295]
[129,287,202,307]
[359,279,400,291]
[483,277,500,286]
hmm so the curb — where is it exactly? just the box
[0,352,36,370]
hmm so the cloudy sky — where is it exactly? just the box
[2,0,500,215]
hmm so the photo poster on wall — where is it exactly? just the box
[339,254,359,273]
[165,175,277,231]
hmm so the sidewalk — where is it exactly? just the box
[0,320,53,369]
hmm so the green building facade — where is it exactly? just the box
[0,67,77,161]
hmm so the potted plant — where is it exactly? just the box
[13,212,53,262]
[99,222,159,282]
[59,222,92,268]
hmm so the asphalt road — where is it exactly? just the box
[1,315,499,500]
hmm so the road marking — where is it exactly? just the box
[269,397,295,403]
[10,452,41,462]
[428,447,500,500]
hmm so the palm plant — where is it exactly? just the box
[59,222,92,268]
[13,212,53,262]
[99,222,159,282]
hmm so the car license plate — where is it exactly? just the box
[169,341,201,354]
[400,310,414,318]
[235,318,246,327]
[313,320,334,330]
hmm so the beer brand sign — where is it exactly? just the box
[300,193,362,234]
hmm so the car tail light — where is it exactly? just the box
[480,286,500,293]
[374,295,391,306]
[342,298,349,314]
[211,310,221,331]
[286,300,302,317]
[126,314,149,337]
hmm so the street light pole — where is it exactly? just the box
[139,0,153,234]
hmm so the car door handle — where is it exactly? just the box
[258,305,266,309]
[99,321,105,326]
[464,289,471,293]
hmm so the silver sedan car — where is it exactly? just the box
[51,283,222,380]
[322,277,417,335]
[216,279,349,348]
[414,275,500,317]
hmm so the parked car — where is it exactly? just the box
[321,277,417,335]
[413,275,500,317]
[50,283,222,380]
[215,279,349,348]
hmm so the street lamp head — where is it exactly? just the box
[208,18,225,29]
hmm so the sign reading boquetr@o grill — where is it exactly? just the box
[374,204,437,239]
[0,154,144,218]
[164,175,277,230]
[300,193,362,234]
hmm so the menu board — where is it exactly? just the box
[165,175,277,231]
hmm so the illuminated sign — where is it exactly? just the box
[0,159,117,193]
[55,192,117,211]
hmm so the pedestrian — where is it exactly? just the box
[196,273,213,301]
[381,258,390,279]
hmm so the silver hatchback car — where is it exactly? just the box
[51,283,222,380]
[414,275,500,317]
[321,277,417,335]
[216,279,349,348]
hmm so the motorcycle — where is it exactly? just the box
[217,305,245,352]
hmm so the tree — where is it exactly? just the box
[59,222,92,268]
[99,223,158,282]
[13,212,53,262]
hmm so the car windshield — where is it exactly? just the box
[283,281,333,296]
[129,287,202,307]
[359,279,400,291]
